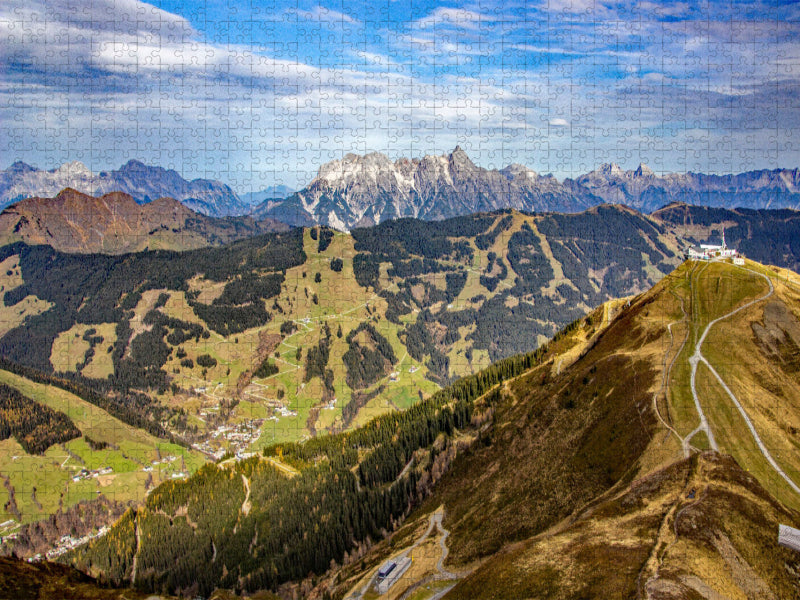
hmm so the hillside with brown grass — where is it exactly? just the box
[0,189,287,254]
[322,258,800,600]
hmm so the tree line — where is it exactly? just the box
[0,382,80,454]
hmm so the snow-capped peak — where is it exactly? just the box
[315,152,395,187]
[597,163,624,176]
[501,164,539,180]
[53,161,93,178]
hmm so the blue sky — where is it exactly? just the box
[2,0,799,191]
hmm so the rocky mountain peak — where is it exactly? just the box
[634,163,655,177]
[448,145,475,170]
[53,161,92,178]
[501,163,538,180]
[7,161,36,174]
[315,151,395,187]
[597,162,624,176]
[118,159,150,172]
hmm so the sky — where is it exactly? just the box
[1,0,799,192]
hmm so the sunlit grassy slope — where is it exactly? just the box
[322,257,800,600]
[0,370,204,526]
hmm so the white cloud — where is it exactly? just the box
[414,8,494,30]
[294,6,359,25]
[540,0,609,16]
[512,44,583,56]
[2,0,800,187]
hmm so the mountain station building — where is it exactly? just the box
[687,229,738,261]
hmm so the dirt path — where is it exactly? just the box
[395,510,461,600]
[348,508,462,600]
[652,288,690,450]
[130,512,141,584]
[264,456,299,477]
[685,262,774,456]
[432,511,457,579]
[682,263,800,494]
[241,473,251,516]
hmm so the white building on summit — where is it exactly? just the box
[687,229,738,260]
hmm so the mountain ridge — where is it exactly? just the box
[0,188,289,254]
[7,151,800,229]
[257,148,800,229]
[0,160,248,217]
[319,257,800,599]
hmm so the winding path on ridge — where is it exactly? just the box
[651,286,691,451]
[682,263,800,495]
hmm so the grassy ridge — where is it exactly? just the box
[321,258,800,599]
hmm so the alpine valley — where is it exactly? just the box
[2,185,800,599]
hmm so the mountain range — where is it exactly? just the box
[0,160,247,217]
[257,148,800,229]
[0,188,288,254]
[5,151,800,227]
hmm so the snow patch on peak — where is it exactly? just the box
[634,163,655,177]
[597,163,623,176]
[54,161,93,178]
[502,164,538,180]
[315,152,394,187]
